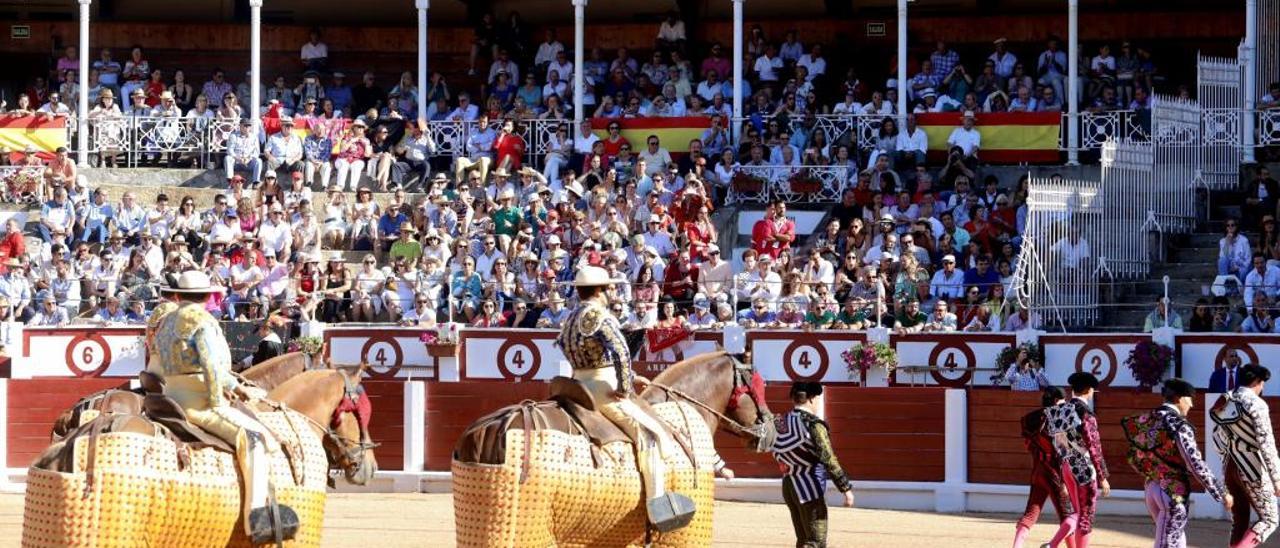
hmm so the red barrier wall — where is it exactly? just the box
[968,390,1205,490]
[826,387,946,482]
[361,381,405,472]
[7,378,130,468]
[968,390,1043,485]
[424,381,550,471]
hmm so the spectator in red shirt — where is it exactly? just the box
[493,119,526,172]
[752,199,796,259]
[0,219,25,275]
[600,121,629,164]
[662,251,699,302]
[965,205,1000,255]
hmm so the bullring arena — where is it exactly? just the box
[2,0,1280,545]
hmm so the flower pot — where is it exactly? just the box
[426,343,458,358]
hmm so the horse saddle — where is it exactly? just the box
[137,371,235,454]
[548,376,697,464]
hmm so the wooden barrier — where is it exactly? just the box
[362,381,406,472]
[423,381,549,471]
[826,387,946,482]
[6,378,129,469]
[967,390,1042,486]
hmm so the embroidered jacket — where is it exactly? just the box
[772,408,852,503]
[1211,387,1280,487]
[556,300,635,395]
[1045,398,1109,485]
[1123,404,1226,505]
[152,302,237,408]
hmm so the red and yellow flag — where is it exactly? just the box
[591,117,712,154]
[916,112,1061,164]
[0,115,67,159]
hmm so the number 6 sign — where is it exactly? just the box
[64,333,113,377]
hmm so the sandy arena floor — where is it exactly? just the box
[0,491,1234,547]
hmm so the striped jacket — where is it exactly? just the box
[772,408,852,504]
[1211,387,1280,487]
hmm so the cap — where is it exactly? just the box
[963,110,976,118]
[706,243,720,255]
[880,213,894,223]
[333,71,346,78]
[264,169,278,179]
[280,116,295,125]
[942,254,956,263]
[993,37,1008,44]
[546,234,562,245]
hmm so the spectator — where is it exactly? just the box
[1143,298,1183,332]
[1218,218,1251,282]
[1036,37,1069,105]
[947,111,982,164]
[351,72,385,116]
[201,69,232,111]
[1241,295,1277,333]
[1004,303,1041,331]
[923,299,957,332]
[1243,168,1278,229]
[655,11,686,53]
[988,38,1017,82]
[894,299,927,333]
[1243,254,1280,312]
[1000,348,1050,390]
[265,117,304,181]
[326,73,353,115]
[300,28,329,72]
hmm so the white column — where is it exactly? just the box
[896,0,908,124]
[77,0,91,166]
[1067,0,1080,165]
[572,0,588,125]
[936,388,967,512]
[402,381,426,472]
[1244,0,1258,163]
[732,0,745,141]
[249,0,263,124]
[417,0,430,122]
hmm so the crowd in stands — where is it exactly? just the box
[2,12,1277,335]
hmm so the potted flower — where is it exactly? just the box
[1125,340,1174,389]
[841,342,898,381]
[422,324,460,358]
[788,169,823,195]
[990,342,1044,384]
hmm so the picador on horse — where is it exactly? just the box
[149,270,302,543]
[557,265,698,532]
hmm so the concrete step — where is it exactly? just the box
[1148,262,1218,280]
[1128,278,1215,299]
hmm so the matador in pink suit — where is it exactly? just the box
[1012,387,1077,548]
[1044,372,1110,548]
[1123,378,1233,548]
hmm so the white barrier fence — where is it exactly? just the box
[5,324,1275,394]
[1016,177,1105,328]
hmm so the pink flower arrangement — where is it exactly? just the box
[418,332,439,345]
[841,342,897,379]
[1126,340,1174,389]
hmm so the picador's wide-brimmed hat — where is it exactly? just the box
[162,270,224,294]
[572,265,615,287]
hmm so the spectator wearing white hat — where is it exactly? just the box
[930,254,966,302]
[334,119,372,191]
[225,119,263,184]
[947,111,982,165]
[265,117,305,182]
[745,254,782,310]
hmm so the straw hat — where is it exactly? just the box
[573,265,614,287]
[162,270,224,294]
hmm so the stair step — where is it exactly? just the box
[1148,262,1218,279]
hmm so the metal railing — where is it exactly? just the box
[726,164,853,204]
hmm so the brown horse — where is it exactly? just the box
[452,351,775,547]
[25,366,378,546]
[49,351,318,440]
[35,364,378,484]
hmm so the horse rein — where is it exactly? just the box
[258,384,378,476]
[644,363,773,440]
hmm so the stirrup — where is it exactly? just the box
[646,492,696,533]
[248,503,299,546]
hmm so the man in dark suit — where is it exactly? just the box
[1208,350,1244,393]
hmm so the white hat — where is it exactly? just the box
[706,243,720,255]
[880,213,894,223]
[280,116,295,125]
[565,181,585,197]
[942,254,956,263]
[264,169,278,179]
[573,265,615,287]
[546,234,562,245]
[920,88,937,98]
[162,270,224,294]
[963,110,976,118]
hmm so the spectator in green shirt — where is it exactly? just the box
[894,299,927,333]
[491,189,523,251]
[388,221,423,264]
[804,299,836,330]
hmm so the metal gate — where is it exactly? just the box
[1197,53,1244,189]
[1015,177,1105,329]
[1149,94,1202,233]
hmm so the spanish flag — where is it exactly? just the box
[591,117,712,155]
[916,112,1060,164]
[0,115,67,159]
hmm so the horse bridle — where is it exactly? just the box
[284,376,378,477]
[646,360,775,448]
